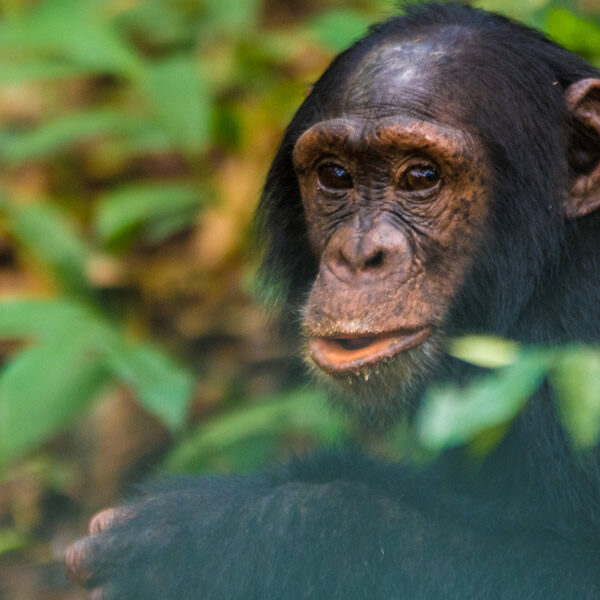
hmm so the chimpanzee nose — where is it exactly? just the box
[324,222,412,283]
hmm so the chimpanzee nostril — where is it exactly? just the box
[364,250,384,269]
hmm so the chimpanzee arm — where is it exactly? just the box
[64,452,599,600]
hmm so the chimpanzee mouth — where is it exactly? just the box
[308,327,432,375]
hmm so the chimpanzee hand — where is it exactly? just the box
[63,469,401,600]
[65,506,131,597]
[64,475,284,600]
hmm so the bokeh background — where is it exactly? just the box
[0,1,599,598]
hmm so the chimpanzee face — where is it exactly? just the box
[293,40,490,414]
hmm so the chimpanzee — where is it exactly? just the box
[65,3,600,599]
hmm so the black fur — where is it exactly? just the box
[75,4,600,598]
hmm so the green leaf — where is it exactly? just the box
[449,336,520,368]
[202,0,262,35]
[307,9,371,51]
[0,298,96,340]
[7,202,92,296]
[0,61,92,84]
[545,9,600,59]
[162,388,339,473]
[139,56,212,154]
[0,0,143,77]
[552,348,600,449]
[0,529,29,555]
[0,110,149,164]
[417,351,552,451]
[114,127,174,155]
[95,183,208,246]
[104,342,193,430]
[113,1,193,47]
[475,0,549,24]
[0,334,109,465]
[0,296,195,433]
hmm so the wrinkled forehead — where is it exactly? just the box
[342,38,463,120]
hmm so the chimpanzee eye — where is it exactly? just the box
[317,163,353,191]
[400,165,441,192]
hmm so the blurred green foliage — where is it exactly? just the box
[0,0,397,481]
[0,0,599,489]
[0,298,193,463]
[418,340,600,453]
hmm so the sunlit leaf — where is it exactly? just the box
[0,333,109,465]
[95,183,208,246]
[552,348,600,449]
[449,336,520,368]
[417,351,553,451]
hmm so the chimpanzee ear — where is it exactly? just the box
[564,78,600,218]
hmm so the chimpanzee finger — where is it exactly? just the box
[64,538,95,587]
[89,507,128,535]
[64,533,121,589]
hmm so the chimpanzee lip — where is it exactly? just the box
[308,327,432,375]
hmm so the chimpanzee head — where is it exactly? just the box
[257,3,600,424]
